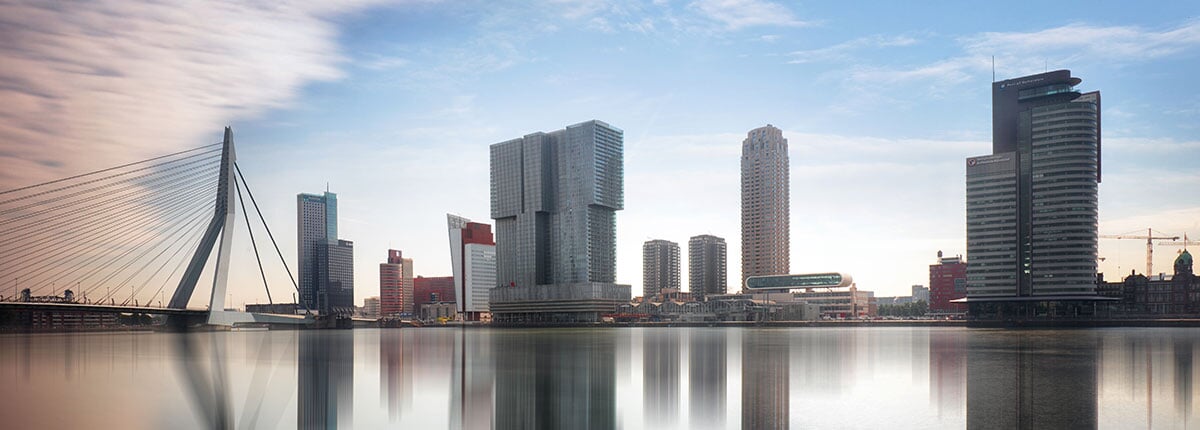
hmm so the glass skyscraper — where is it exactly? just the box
[965,70,1100,306]
[297,191,354,315]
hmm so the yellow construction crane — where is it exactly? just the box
[1099,228,1179,276]
[1158,233,1200,253]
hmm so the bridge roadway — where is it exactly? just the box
[0,301,209,316]
[0,301,315,326]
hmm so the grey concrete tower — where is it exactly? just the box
[642,239,680,299]
[740,124,790,289]
[489,120,630,323]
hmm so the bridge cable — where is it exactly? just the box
[234,175,273,305]
[234,163,310,315]
[2,179,216,285]
[0,142,220,198]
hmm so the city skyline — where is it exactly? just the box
[1,1,1198,306]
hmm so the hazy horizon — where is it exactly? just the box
[2,1,1198,306]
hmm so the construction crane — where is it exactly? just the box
[1099,228,1179,276]
[1158,233,1200,253]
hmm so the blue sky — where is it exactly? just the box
[2,0,1199,306]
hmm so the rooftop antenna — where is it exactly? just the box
[991,55,995,82]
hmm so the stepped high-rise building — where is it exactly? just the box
[448,214,497,321]
[298,191,354,315]
[379,249,413,317]
[489,120,630,323]
[965,70,1101,309]
[642,239,680,299]
[740,125,790,289]
[689,235,727,298]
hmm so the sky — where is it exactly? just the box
[1,0,1199,307]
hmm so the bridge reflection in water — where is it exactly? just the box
[1,327,1198,429]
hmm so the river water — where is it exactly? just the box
[1,327,1197,429]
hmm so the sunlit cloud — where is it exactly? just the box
[0,0,390,189]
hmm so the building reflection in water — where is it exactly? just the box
[929,328,966,420]
[644,328,681,427]
[1174,338,1193,423]
[688,328,727,430]
[742,328,789,430]
[451,328,495,430]
[298,331,354,430]
[1098,330,1199,428]
[494,329,616,429]
[966,331,1097,430]
[379,329,414,421]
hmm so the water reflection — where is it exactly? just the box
[743,328,788,429]
[299,331,353,429]
[966,331,1098,429]
[689,328,727,430]
[494,329,616,429]
[2,327,1200,429]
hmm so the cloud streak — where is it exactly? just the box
[0,0,387,189]
[690,0,810,30]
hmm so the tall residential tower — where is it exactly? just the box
[488,120,630,323]
[642,239,680,299]
[740,125,790,289]
[689,235,727,298]
[965,70,1100,310]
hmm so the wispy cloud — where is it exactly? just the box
[689,0,810,30]
[0,0,390,189]
[847,20,1200,86]
[962,21,1200,64]
[787,35,918,64]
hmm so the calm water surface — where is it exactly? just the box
[1,327,1197,429]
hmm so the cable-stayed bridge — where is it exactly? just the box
[0,128,311,327]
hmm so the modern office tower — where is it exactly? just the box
[298,191,354,315]
[323,239,355,314]
[379,249,414,317]
[448,214,497,321]
[741,124,790,289]
[965,70,1101,312]
[689,234,727,298]
[642,239,680,300]
[929,251,966,313]
[489,120,630,323]
[413,276,455,310]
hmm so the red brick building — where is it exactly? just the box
[414,276,455,310]
[929,251,967,313]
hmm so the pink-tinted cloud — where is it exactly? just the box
[0,0,387,189]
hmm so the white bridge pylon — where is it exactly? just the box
[170,127,309,326]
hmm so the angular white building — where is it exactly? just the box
[448,214,496,321]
